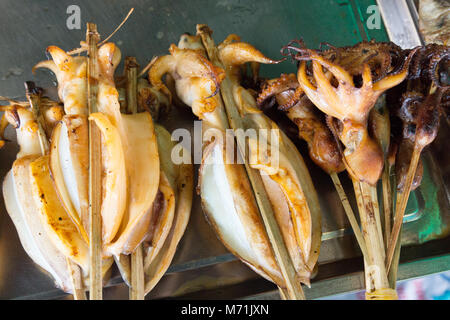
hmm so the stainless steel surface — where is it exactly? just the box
[0,0,449,300]
[246,254,450,300]
[376,0,423,48]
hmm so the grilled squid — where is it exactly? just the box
[35,43,160,256]
[94,45,193,291]
[257,74,345,174]
[150,33,283,286]
[217,32,322,282]
[35,47,91,240]
[393,44,449,191]
[149,40,226,129]
[2,105,112,293]
[24,36,194,296]
[282,40,417,185]
[150,26,322,287]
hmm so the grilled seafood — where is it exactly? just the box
[282,40,416,185]
[257,74,371,271]
[149,26,322,289]
[36,42,162,256]
[386,43,449,271]
[419,0,450,45]
[150,33,285,286]
[273,39,419,300]
[2,100,112,293]
[391,44,449,192]
[257,73,345,174]
[2,26,193,298]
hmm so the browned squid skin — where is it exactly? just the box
[396,139,424,191]
[392,44,449,191]
[218,39,281,68]
[148,44,225,119]
[257,74,345,174]
[0,96,64,146]
[256,73,304,111]
[283,95,345,175]
[197,31,322,285]
[317,40,405,81]
[402,44,449,129]
[407,43,450,88]
[395,92,425,191]
[282,41,417,185]
[419,0,450,45]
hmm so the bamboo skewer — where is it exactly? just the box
[278,287,289,300]
[125,57,138,114]
[369,95,403,290]
[387,82,442,281]
[329,172,367,258]
[86,23,103,300]
[369,184,385,257]
[353,180,392,297]
[130,244,145,300]
[125,56,145,300]
[25,82,49,154]
[237,135,305,300]
[386,144,421,273]
[329,115,393,297]
[327,115,388,293]
[198,27,304,300]
[67,257,87,300]
[385,147,402,289]
[25,81,87,300]
[381,162,392,248]
[67,8,135,56]
[388,229,402,289]
[371,96,392,250]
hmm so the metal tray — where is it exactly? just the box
[0,0,448,300]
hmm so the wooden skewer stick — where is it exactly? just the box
[388,228,402,289]
[330,172,367,259]
[237,134,305,300]
[278,287,289,300]
[125,57,138,114]
[387,83,441,279]
[197,27,304,300]
[381,161,392,249]
[386,162,400,288]
[130,244,145,300]
[25,82,49,154]
[125,56,145,300]
[25,81,87,300]
[369,183,385,257]
[67,8,134,56]
[353,180,391,295]
[86,23,103,300]
[386,144,421,273]
[370,96,391,249]
[67,257,87,300]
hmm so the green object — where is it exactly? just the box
[255,0,390,78]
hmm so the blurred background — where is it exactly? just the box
[325,271,450,300]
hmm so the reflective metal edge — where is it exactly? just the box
[244,254,450,300]
[376,0,422,48]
